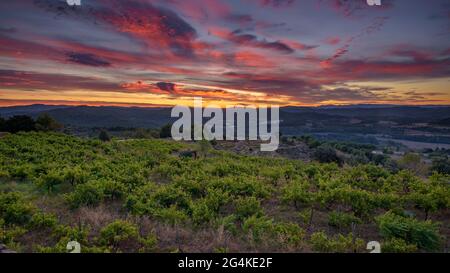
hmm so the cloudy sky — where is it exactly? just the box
[0,0,449,107]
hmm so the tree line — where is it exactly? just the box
[0,113,62,133]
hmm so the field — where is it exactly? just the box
[0,132,449,253]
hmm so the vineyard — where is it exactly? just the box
[0,132,448,253]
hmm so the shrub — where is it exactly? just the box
[101,180,126,200]
[375,211,442,251]
[335,188,377,218]
[203,188,230,212]
[383,170,422,194]
[313,145,342,165]
[0,169,9,179]
[274,222,305,247]
[99,220,139,248]
[407,187,449,220]
[151,185,191,212]
[191,199,216,225]
[29,212,58,229]
[9,164,32,180]
[242,215,274,243]
[36,169,65,193]
[159,124,172,138]
[63,166,88,187]
[297,209,312,224]
[0,192,34,225]
[382,238,418,253]
[153,205,188,226]
[234,196,263,220]
[98,130,111,142]
[397,153,428,176]
[35,113,62,132]
[52,224,90,247]
[431,157,450,175]
[66,181,105,208]
[0,222,27,245]
[328,211,362,229]
[215,214,238,235]
[310,231,364,253]
[342,165,388,191]
[139,233,158,252]
[281,181,314,209]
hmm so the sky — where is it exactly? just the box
[0,0,449,107]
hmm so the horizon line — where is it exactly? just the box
[1,102,450,109]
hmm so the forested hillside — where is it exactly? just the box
[0,132,448,252]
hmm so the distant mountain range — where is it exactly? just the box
[0,105,172,128]
[0,104,449,131]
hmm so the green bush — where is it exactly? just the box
[0,222,27,245]
[0,169,9,179]
[310,231,364,253]
[9,164,32,180]
[51,224,90,249]
[242,215,274,243]
[151,185,191,211]
[376,211,442,251]
[139,233,158,252]
[66,181,105,208]
[297,209,312,224]
[234,196,263,220]
[382,238,418,253]
[29,212,58,229]
[334,188,377,218]
[274,222,305,247]
[191,199,216,225]
[36,169,64,192]
[101,180,126,200]
[0,192,34,225]
[203,188,230,212]
[281,181,314,209]
[63,166,88,186]
[328,211,361,229]
[152,205,188,226]
[215,215,238,235]
[313,145,342,165]
[99,220,139,248]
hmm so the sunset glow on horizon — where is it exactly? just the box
[0,0,449,107]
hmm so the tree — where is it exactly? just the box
[35,113,62,132]
[313,145,342,165]
[159,123,172,138]
[430,157,450,175]
[0,116,5,131]
[398,153,427,176]
[5,115,35,133]
[98,130,111,142]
